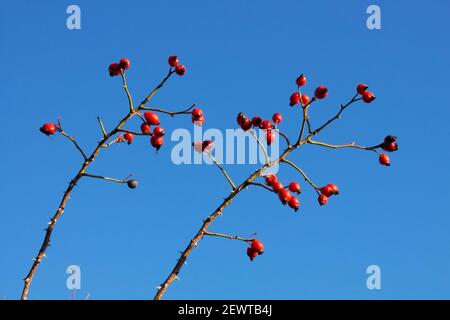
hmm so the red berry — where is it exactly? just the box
[252,116,262,127]
[379,153,390,166]
[266,129,275,145]
[40,123,57,135]
[124,133,134,144]
[362,90,376,103]
[259,120,273,130]
[175,64,186,76]
[328,184,339,195]
[265,173,277,186]
[272,113,282,124]
[237,112,246,126]
[193,142,203,153]
[314,86,328,99]
[288,196,300,212]
[168,55,179,67]
[240,118,252,131]
[140,123,151,134]
[119,58,131,70]
[320,185,334,197]
[290,92,301,106]
[191,108,204,120]
[357,83,368,94]
[247,247,259,261]
[318,194,328,206]
[278,189,292,205]
[192,108,205,126]
[381,142,398,152]
[384,135,397,144]
[296,74,307,87]
[288,182,301,194]
[108,63,121,76]
[144,112,160,125]
[153,126,165,137]
[202,140,214,152]
[150,135,164,150]
[272,181,284,193]
[301,94,310,106]
[251,239,264,253]
[193,115,205,126]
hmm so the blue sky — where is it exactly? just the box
[1,0,449,299]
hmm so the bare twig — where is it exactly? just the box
[203,231,253,242]
[280,159,319,193]
[278,130,291,147]
[82,173,132,184]
[121,72,134,113]
[139,103,196,117]
[57,130,88,161]
[312,94,361,135]
[206,152,236,190]
[97,117,107,137]
[250,129,270,164]
[248,182,276,193]
[117,129,153,136]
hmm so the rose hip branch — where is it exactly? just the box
[27,56,398,300]
[153,76,398,300]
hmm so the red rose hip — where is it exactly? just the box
[314,86,328,99]
[119,58,131,70]
[288,182,301,194]
[288,196,299,212]
[318,194,328,206]
[124,133,134,145]
[362,90,376,103]
[153,126,165,137]
[278,189,292,204]
[40,123,57,135]
[265,173,277,186]
[151,135,164,150]
[252,116,262,127]
[108,63,121,76]
[247,247,259,261]
[290,92,301,106]
[144,112,160,125]
[296,74,307,87]
[301,94,310,106]
[140,123,151,134]
[175,64,186,76]
[266,129,275,145]
[259,120,273,130]
[168,55,179,67]
[251,239,264,253]
[357,83,368,94]
[272,113,282,124]
[379,153,390,166]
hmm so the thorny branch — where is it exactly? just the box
[153,93,369,300]
[21,67,192,300]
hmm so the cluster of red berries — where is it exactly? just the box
[317,183,339,206]
[168,55,186,76]
[109,58,131,77]
[236,112,282,145]
[265,173,301,212]
[378,135,399,166]
[246,239,264,261]
[289,74,329,107]
[356,83,376,103]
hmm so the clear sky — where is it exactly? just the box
[1,0,449,299]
